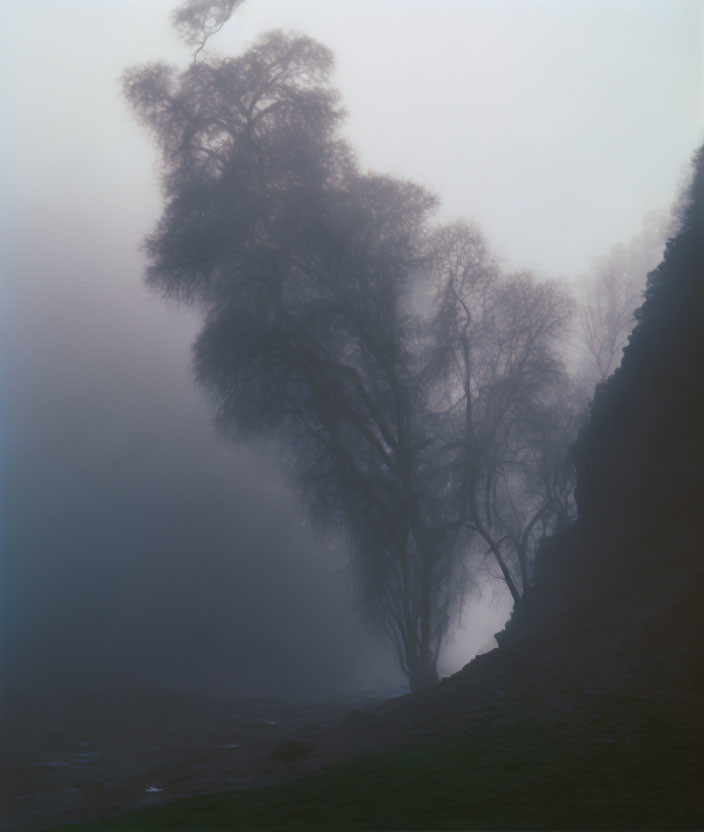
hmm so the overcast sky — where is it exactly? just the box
[1,1,702,698]
[5,0,702,274]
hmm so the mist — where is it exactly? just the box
[2,227,405,699]
[2,1,700,706]
[2,4,703,831]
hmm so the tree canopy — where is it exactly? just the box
[171,0,244,57]
[573,211,669,393]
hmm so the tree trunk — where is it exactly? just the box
[415,525,439,692]
[408,654,439,692]
[488,542,522,606]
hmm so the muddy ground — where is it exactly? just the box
[0,687,394,831]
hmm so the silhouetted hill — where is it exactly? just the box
[302,144,704,827]
[270,145,704,826]
[575,144,704,528]
[498,144,704,653]
[31,147,704,832]
[209,145,704,828]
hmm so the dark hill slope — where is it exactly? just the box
[499,143,704,650]
[225,146,704,826]
[575,146,704,529]
[280,144,704,824]
[328,144,704,738]
[44,149,704,831]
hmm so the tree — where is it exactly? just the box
[573,212,669,393]
[427,225,575,603]
[124,30,575,689]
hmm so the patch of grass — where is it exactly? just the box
[45,707,702,831]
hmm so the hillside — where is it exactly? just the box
[35,147,704,831]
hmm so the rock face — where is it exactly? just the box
[575,146,704,530]
[499,144,704,654]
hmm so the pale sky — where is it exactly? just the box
[5,0,702,277]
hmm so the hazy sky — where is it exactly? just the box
[2,1,702,697]
[5,1,702,274]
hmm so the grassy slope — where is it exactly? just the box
[46,699,701,832]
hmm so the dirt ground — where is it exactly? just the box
[0,688,391,832]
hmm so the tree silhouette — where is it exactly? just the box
[125,30,574,688]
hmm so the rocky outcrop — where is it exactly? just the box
[575,144,704,528]
[499,144,704,651]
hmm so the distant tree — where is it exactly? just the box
[427,225,575,602]
[573,144,704,525]
[573,212,669,393]
[124,30,574,688]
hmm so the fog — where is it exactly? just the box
[2,1,701,702]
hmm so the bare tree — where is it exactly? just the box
[574,212,669,392]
